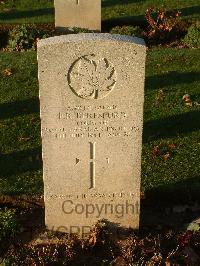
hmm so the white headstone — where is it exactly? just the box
[54,0,101,31]
[38,34,146,237]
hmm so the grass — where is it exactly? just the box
[143,48,200,201]
[0,0,199,24]
[0,52,42,195]
[0,48,199,202]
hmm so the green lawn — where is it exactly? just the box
[0,52,42,194]
[143,48,200,202]
[0,48,199,202]
[0,0,199,24]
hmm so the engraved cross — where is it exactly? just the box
[89,142,96,189]
[76,142,110,189]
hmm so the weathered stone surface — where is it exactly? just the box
[54,0,101,31]
[38,34,146,237]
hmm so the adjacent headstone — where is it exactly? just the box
[54,0,101,31]
[38,34,146,237]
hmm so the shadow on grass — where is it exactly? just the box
[102,14,145,30]
[146,71,200,90]
[0,108,199,178]
[141,176,200,228]
[0,147,42,178]
[179,5,200,17]
[102,0,143,8]
[102,5,200,30]
[103,0,200,16]
[143,176,200,206]
[0,98,39,120]
[0,8,54,21]
[143,110,200,143]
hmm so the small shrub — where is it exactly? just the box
[183,24,200,48]
[56,27,96,34]
[0,208,18,248]
[145,7,181,43]
[110,25,142,37]
[8,24,50,51]
[69,27,96,33]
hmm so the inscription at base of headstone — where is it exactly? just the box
[38,34,146,237]
[54,0,101,31]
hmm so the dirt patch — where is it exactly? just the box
[0,196,200,265]
[2,218,200,265]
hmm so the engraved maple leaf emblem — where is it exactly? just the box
[68,55,117,99]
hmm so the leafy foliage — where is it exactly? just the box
[0,208,18,249]
[145,7,182,43]
[183,23,200,48]
[65,27,96,34]
[7,24,50,51]
[2,225,200,265]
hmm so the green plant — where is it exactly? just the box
[57,27,96,35]
[70,27,96,33]
[145,7,181,42]
[8,24,49,51]
[0,256,17,266]
[183,24,200,48]
[0,208,18,248]
[110,25,142,37]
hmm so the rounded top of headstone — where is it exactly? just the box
[37,33,146,48]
